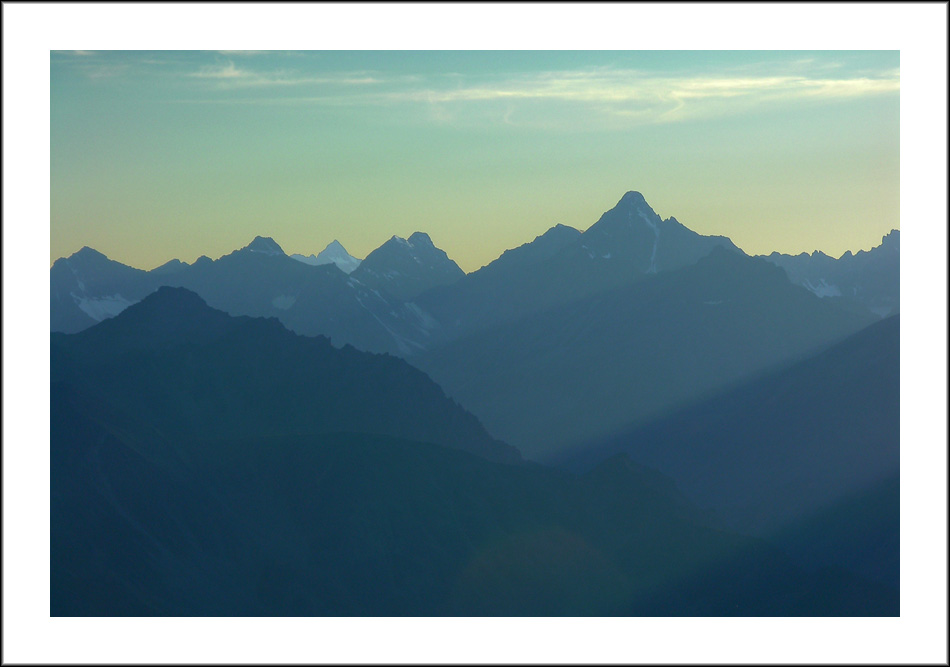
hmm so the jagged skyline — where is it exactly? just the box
[51,50,899,272]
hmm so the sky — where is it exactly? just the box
[50,50,900,272]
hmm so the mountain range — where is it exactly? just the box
[50,189,900,616]
[412,243,879,460]
[761,229,899,317]
[52,286,519,465]
[559,314,899,589]
[50,191,897,357]
[50,192,897,462]
[51,288,897,615]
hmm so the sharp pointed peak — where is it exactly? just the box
[316,239,356,257]
[72,246,108,259]
[243,236,284,255]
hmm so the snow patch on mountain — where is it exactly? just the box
[73,294,135,322]
[640,210,660,274]
[354,294,425,356]
[802,279,842,298]
[404,302,439,331]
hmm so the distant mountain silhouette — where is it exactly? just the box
[49,235,458,356]
[415,192,743,341]
[291,239,362,274]
[571,191,741,275]
[51,191,887,463]
[560,315,899,589]
[350,232,465,301]
[52,286,519,464]
[762,230,899,317]
[50,238,443,356]
[49,193,902,616]
[50,192,892,367]
[50,246,153,333]
[414,247,879,461]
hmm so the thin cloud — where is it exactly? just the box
[381,67,900,127]
[190,61,249,80]
[188,61,383,88]
[172,62,899,128]
[395,69,899,105]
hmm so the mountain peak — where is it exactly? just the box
[618,191,647,206]
[603,191,659,220]
[353,232,463,300]
[151,258,187,274]
[383,232,437,250]
[75,245,106,257]
[68,246,112,264]
[316,239,354,258]
[244,236,284,256]
[71,285,226,348]
[546,223,581,237]
[146,285,210,309]
[309,239,362,273]
[408,231,434,247]
[289,241,361,273]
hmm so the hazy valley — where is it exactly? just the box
[50,190,900,616]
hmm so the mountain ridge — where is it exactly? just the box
[52,286,521,465]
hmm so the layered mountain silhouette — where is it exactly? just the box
[414,192,743,341]
[350,232,465,301]
[50,236,445,356]
[50,189,900,616]
[50,192,891,362]
[51,290,896,615]
[762,230,899,317]
[413,246,878,460]
[561,315,899,590]
[50,191,891,462]
[52,287,519,464]
[50,246,153,333]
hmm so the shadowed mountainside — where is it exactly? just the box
[559,316,899,589]
[51,393,897,616]
[414,247,878,461]
[51,286,519,465]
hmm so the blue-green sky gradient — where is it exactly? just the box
[51,50,899,271]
